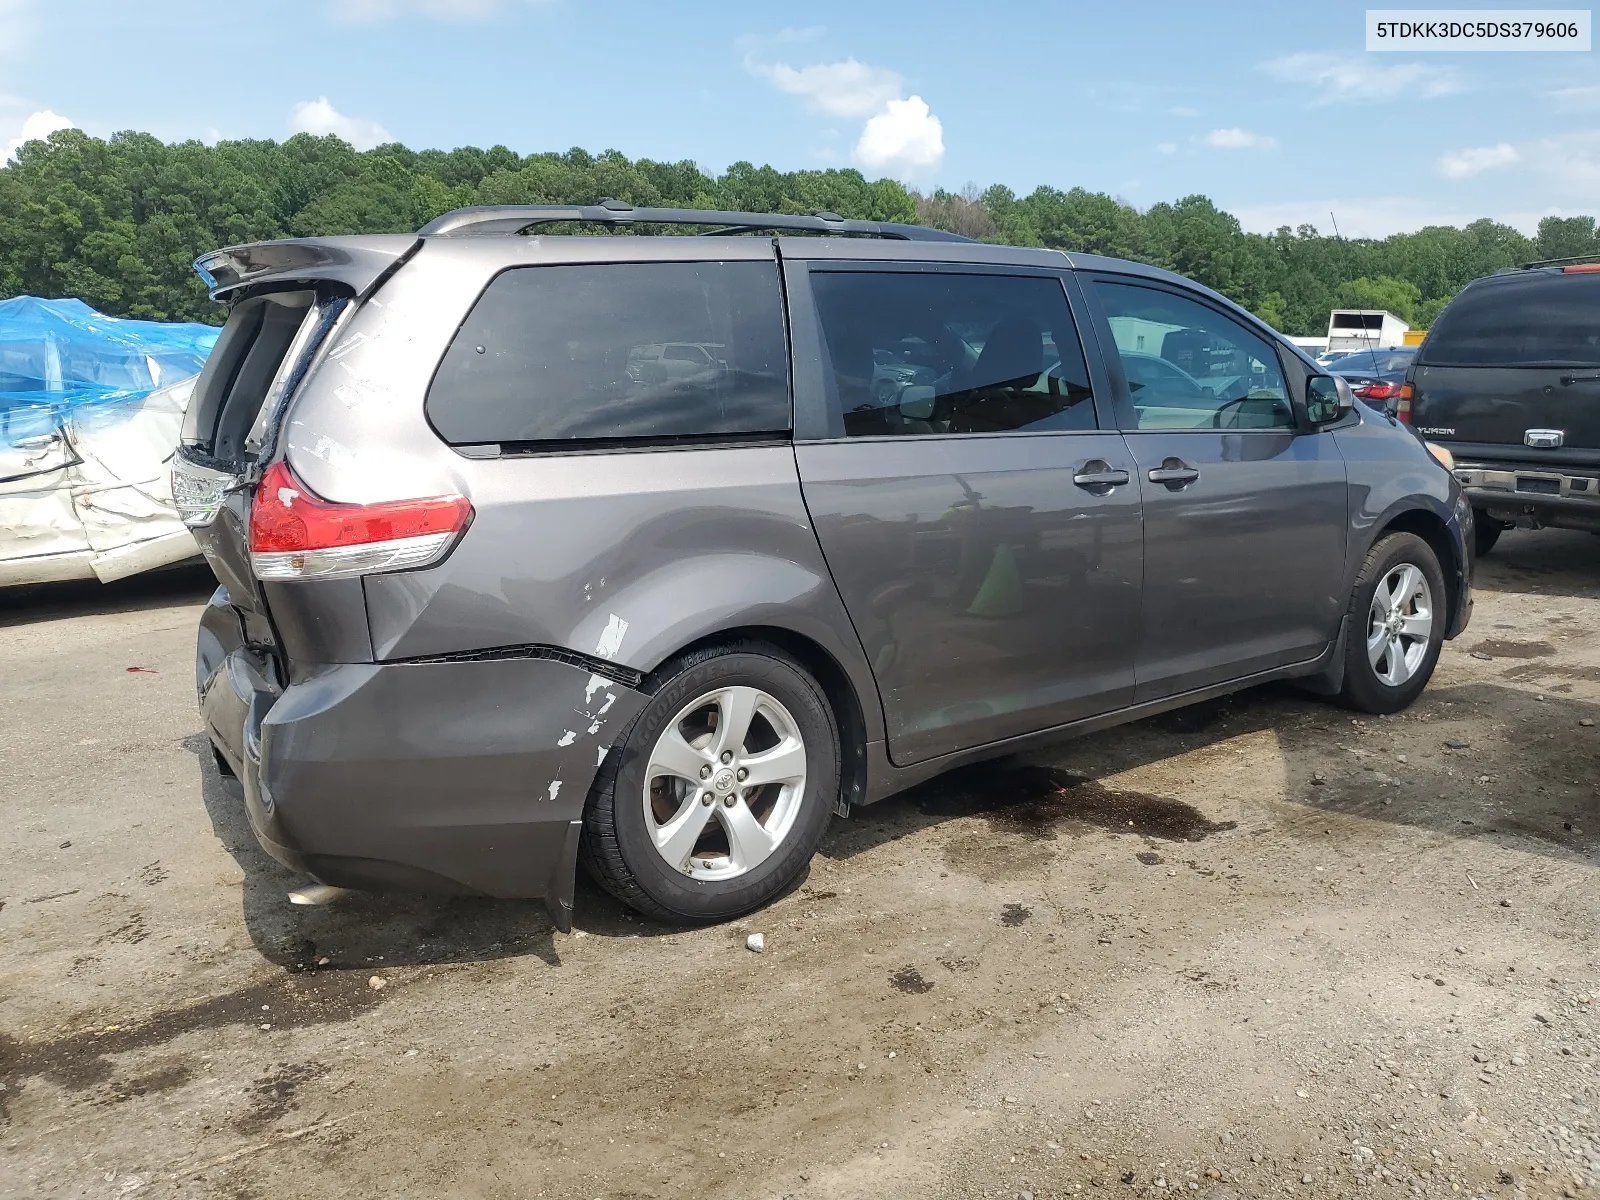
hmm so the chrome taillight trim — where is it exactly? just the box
[250,531,456,581]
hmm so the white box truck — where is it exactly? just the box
[1326,309,1410,353]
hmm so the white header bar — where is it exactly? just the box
[1367,9,1591,49]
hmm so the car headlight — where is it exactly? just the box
[1426,441,1455,470]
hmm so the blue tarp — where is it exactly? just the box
[0,297,219,450]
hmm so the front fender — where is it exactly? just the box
[1337,413,1471,638]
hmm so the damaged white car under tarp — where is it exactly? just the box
[0,297,219,587]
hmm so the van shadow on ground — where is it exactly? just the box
[825,676,1600,873]
[185,734,570,971]
[192,671,1598,969]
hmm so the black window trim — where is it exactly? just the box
[1078,271,1311,435]
[424,257,794,457]
[790,259,1113,443]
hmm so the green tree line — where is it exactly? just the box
[2,128,1597,334]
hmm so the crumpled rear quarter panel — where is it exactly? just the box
[256,656,644,900]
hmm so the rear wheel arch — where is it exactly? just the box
[642,625,870,816]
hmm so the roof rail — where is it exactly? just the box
[1516,252,1600,270]
[416,198,973,242]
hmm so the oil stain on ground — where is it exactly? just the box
[889,966,934,995]
[916,764,1238,844]
[0,968,392,1116]
[1000,903,1032,926]
[1471,639,1555,659]
[234,1061,330,1135]
[89,1060,193,1107]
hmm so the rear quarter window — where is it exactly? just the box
[426,261,790,446]
[1421,273,1600,367]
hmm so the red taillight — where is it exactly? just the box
[1364,381,1400,400]
[1395,381,1414,424]
[249,460,471,580]
[1563,263,1600,273]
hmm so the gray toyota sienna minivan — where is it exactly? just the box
[175,202,1472,929]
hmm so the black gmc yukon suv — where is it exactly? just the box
[1402,260,1600,556]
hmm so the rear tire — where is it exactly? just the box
[579,641,839,924]
[1338,532,1447,715]
[1473,509,1503,558]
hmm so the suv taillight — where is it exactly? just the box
[249,460,472,581]
[1395,381,1414,424]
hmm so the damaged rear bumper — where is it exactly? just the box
[196,588,645,931]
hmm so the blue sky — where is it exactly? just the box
[1,0,1596,237]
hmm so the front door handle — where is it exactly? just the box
[1073,461,1131,491]
[1148,458,1200,488]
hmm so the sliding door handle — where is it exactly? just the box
[1073,461,1131,491]
[1148,458,1200,488]
[1073,468,1131,487]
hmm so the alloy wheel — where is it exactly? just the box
[642,686,808,881]
[1365,562,1433,687]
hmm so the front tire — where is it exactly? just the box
[579,642,839,924]
[1338,532,1447,715]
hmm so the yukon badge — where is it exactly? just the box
[1525,428,1565,449]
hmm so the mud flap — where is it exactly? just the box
[544,820,584,933]
[1292,616,1348,698]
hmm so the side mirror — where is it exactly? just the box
[1306,374,1353,425]
[899,384,936,421]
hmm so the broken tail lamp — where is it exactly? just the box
[249,459,472,580]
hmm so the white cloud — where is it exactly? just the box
[1155,141,1177,154]
[1437,143,1519,179]
[854,95,943,175]
[1228,196,1574,239]
[748,50,945,177]
[288,97,391,150]
[1169,105,1199,118]
[1548,85,1600,112]
[1262,53,1462,104]
[329,0,505,19]
[748,58,903,119]
[4,108,75,162]
[1205,127,1276,151]
[1515,130,1600,197]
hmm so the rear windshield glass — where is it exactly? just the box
[1331,349,1414,375]
[426,261,790,446]
[1421,273,1600,367]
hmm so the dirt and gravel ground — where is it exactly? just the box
[1,531,1597,1200]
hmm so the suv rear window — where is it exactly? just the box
[427,261,790,446]
[1421,272,1600,367]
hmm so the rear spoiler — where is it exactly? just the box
[193,235,420,302]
